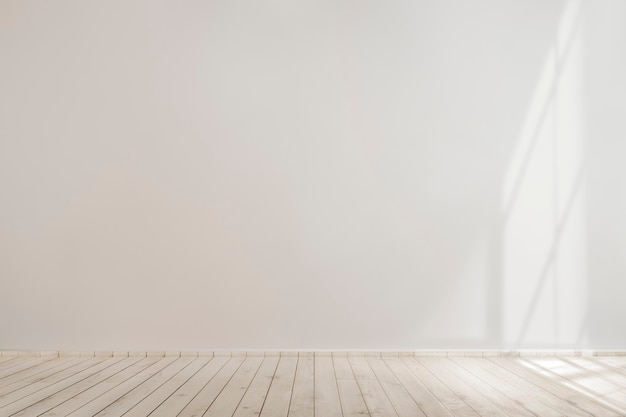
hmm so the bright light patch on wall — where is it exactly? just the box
[502,0,587,347]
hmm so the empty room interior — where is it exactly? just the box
[2,0,626,416]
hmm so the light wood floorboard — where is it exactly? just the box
[1,354,625,416]
[259,355,297,417]
[232,355,280,417]
[289,354,314,417]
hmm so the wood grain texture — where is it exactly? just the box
[0,354,624,416]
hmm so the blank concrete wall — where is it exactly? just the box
[1,0,624,350]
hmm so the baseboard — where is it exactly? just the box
[2,349,626,358]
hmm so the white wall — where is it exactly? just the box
[1,0,624,350]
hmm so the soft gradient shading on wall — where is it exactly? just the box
[1,0,624,350]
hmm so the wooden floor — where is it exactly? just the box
[1,353,626,416]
